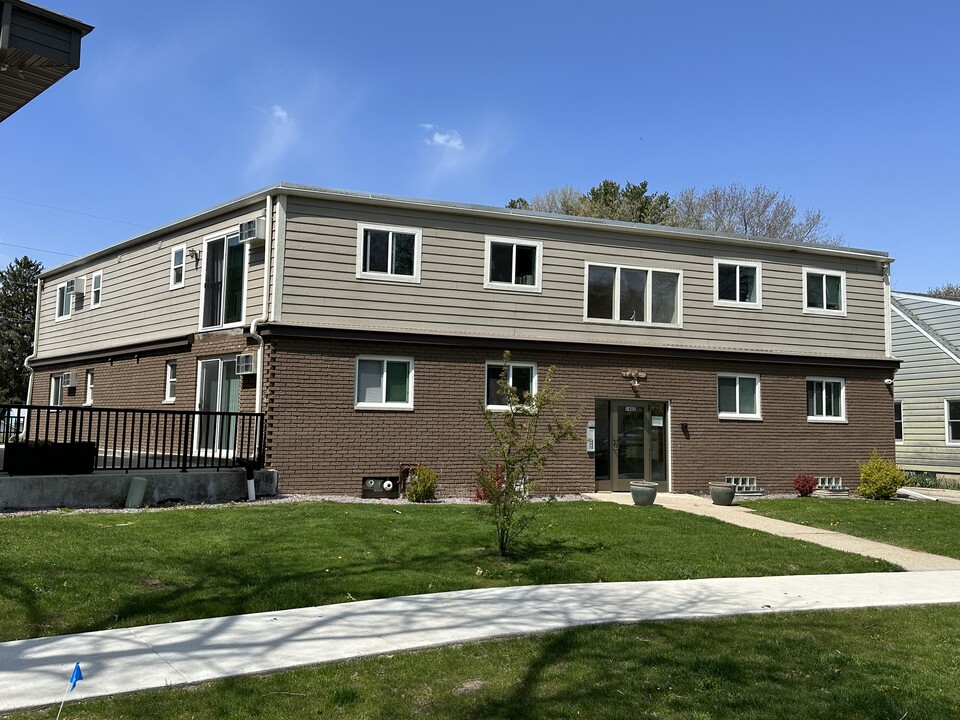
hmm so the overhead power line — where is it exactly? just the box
[0,193,151,229]
[0,241,75,258]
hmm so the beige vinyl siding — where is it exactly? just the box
[892,309,960,472]
[35,207,267,359]
[277,197,888,359]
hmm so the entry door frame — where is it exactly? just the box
[600,398,671,492]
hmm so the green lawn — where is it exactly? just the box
[0,501,896,641]
[743,498,960,559]
[12,605,960,719]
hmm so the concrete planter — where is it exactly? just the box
[709,482,736,506]
[630,480,658,506]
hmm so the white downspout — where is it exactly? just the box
[246,194,273,500]
[23,277,44,406]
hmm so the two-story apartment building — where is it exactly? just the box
[891,291,960,477]
[29,183,898,496]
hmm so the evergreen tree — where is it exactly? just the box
[0,256,43,403]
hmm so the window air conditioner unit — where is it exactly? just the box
[73,277,86,309]
[61,372,76,388]
[239,217,266,245]
[236,353,256,375]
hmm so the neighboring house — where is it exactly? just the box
[0,0,92,122]
[28,183,898,496]
[891,292,960,476]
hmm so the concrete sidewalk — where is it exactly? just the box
[586,492,960,572]
[2,571,960,713]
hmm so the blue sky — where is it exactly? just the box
[2,1,958,292]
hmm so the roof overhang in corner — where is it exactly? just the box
[0,0,92,122]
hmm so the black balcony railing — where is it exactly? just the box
[0,404,265,473]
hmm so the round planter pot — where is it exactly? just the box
[630,480,659,506]
[709,482,736,506]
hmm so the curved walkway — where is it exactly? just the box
[586,492,960,571]
[4,493,960,713]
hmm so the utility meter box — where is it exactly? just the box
[361,476,401,499]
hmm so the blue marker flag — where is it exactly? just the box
[69,662,82,691]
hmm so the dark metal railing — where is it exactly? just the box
[0,404,265,473]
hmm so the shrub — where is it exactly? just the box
[405,466,439,503]
[857,450,904,500]
[793,473,817,497]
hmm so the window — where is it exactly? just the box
[164,361,177,403]
[50,375,63,406]
[356,224,421,282]
[84,370,94,405]
[200,231,245,329]
[806,378,846,422]
[585,263,681,326]
[90,271,102,308]
[170,245,186,289]
[485,361,537,410]
[55,282,73,320]
[484,237,542,292]
[894,401,903,444]
[714,259,760,307]
[804,268,846,315]
[355,357,414,410]
[946,400,960,446]
[717,374,761,420]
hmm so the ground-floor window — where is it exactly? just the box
[806,377,845,422]
[717,374,761,420]
[485,361,537,410]
[355,356,414,410]
[894,401,903,443]
[947,400,960,445]
[49,375,63,406]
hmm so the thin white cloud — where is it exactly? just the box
[421,123,465,151]
[247,104,298,179]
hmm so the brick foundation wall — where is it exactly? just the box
[265,336,896,497]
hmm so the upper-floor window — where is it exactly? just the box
[90,271,102,308]
[894,401,903,444]
[485,360,537,410]
[484,237,542,292]
[807,377,846,422]
[714,259,760,308]
[84,370,94,406]
[55,281,73,321]
[356,223,421,283]
[355,356,414,410]
[717,374,761,420]
[585,263,681,326]
[164,361,177,403]
[170,245,186,289]
[804,268,846,315]
[200,231,245,330]
[946,400,960,446]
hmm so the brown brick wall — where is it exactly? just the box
[265,336,896,497]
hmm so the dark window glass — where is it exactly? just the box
[514,245,536,285]
[392,233,415,276]
[651,271,679,324]
[894,402,903,441]
[739,266,757,302]
[718,264,737,301]
[363,230,390,273]
[825,275,842,310]
[718,376,738,413]
[949,401,960,443]
[807,273,824,309]
[224,235,244,324]
[587,265,616,319]
[489,242,513,284]
[202,238,225,328]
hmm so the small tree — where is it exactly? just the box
[476,353,579,556]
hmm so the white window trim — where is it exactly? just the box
[170,244,186,290]
[582,261,684,328]
[485,360,538,411]
[483,236,543,293]
[354,356,415,411]
[90,270,103,309]
[894,400,903,446]
[50,375,63,406]
[945,399,960,446]
[198,230,248,332]
[713,258,762,309]
[717,373,762,421]
[355,223,423,284]
[802,267,847,317]
[83,370,94,406]
[163,361,177,404]
[55,282,72,321]
[806,376,847,423]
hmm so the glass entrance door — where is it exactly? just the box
[196,357,240,455]
[597,399,669,492]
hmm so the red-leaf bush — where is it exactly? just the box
[794,473,817,497]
